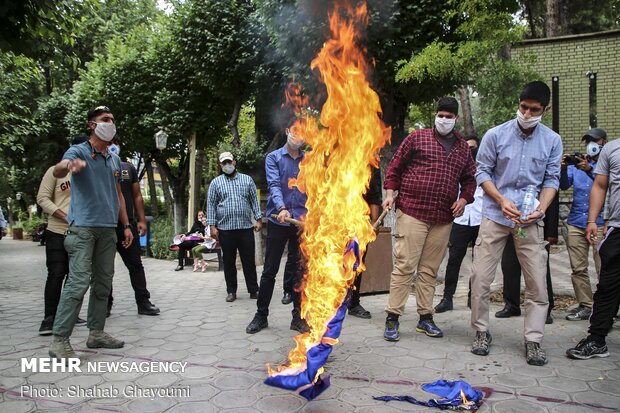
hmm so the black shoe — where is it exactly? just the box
[75,316,87,326]
[39,316,54,336]
[566,338,610,360]
[249,292,258,299]
[495,305,521,318]
[226,293,236,302]
[434,297,453,313]
[546,313,553,325]
[348,304,371,319]
[246,316,268,334]
[137,300,160,315]
[290,318,310,333]
[174,265,184,271]
[281,292,293,305]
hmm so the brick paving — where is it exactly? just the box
[0,237,618,412]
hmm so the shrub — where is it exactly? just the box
[149,217,177,260]
[23,215,45,236]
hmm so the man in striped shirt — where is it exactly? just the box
[207,152,262,302]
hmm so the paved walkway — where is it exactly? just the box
[0,238,618,412]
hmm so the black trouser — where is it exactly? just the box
[442,223,479,298]
[501,235,554,311]
[44,230,69,318]
[219,228,259,295]
[109,224,150,306]
[282,245,297,295]
[177,240,199,266]
[589,228,620,340]
[256,222,302,319]
[349,249,369,308]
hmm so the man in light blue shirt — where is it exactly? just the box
[49,106,133,362]
[470,81,563,366]
[560,128,607,321]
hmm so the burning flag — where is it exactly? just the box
[265,0,391,399]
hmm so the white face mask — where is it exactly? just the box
[222,164,235,175]
[516,109,542,130]
[94,122,116,142]
[586,142,603,158]
[286,128,304,150]
[108,144,120,156]
[434,116,456,136]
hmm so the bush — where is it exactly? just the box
[23,215,45,237]
[149,217,177,260]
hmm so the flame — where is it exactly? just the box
[268,0,391,376]
[461,389,468,404]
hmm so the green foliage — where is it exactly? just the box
[22,215,45,237]
[406,102,436,130]
[149,217,177,260]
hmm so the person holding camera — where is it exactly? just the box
[560,128,608,321]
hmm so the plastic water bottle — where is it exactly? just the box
[521,185,537,221]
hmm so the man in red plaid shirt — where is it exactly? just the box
[382,97,477,341]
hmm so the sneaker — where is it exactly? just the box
[39,316,54,336]
[246,315,268,334]
[471,331,492,356]
[86,330,125,349]
[137,299,160,315]
[525,341,547,366]
[290,318,310,333]
[384,319,400,341]
[566,338,609,360]
[416,319,443,338]
[348,304,371,319]
[49,335,77,360]
[566,306,592,321]
[75,317,87,326]
[434,297,453,313]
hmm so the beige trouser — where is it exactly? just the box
[470,218,548,343]
[566,224,603,309]
[385,210,452,316]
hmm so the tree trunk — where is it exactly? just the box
[522,0,538,38]
[194,148,206,212]
[457,86,475,137]
[145,160,159,218]
[546,0,560,37]
[156,151,190,233]
[228,96,243,148]
[159,168,174,218]
[42,65,52,95]
[378,90,408,172]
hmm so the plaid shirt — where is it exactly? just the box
[207,172,262,230]
[384,128,477,224]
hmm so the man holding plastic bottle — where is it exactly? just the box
[469,81,563,366]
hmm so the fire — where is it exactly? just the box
[268,0,391,376]
[461,389,468,404]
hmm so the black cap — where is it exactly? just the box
[582,127,607,142]
[519,81,550,107]
[71,135,89,145]
[436,97,459,115]
[87,105,112,121]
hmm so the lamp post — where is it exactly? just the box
[155,129,168,150]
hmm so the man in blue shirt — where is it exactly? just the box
[246,129,309,334]
[560,128,608,321]
[49,106,133,361]
[470,81,563,366]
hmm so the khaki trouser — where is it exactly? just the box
[566,224,603,309]
[385,210,452,316]
[470,218,548,343]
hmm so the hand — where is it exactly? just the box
[67,159,87,174]
[137,221,147,236]
[561,155,568,170]
[121,227,134,248]
[210,226,218,240]
[518,209,544,225]
[585,222,599,245]
[545,236,558,245]
[450,198,467,217]
[499,197,520,222]
[382,195,394,211]
[254,220,263,232]
[277,209,291,224]
[575,156,591,173]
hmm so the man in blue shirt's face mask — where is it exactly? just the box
[560,127,608,322]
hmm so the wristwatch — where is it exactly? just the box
[122,223,132,229]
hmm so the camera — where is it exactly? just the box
[564,152,585,165]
